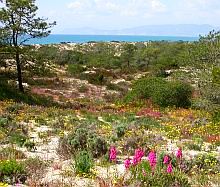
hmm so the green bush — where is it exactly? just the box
[87,134,108,158]
[212,66,220,84]
[68,64,86,75]
[125,77,192,108]
[0,160,26,184]
[8,133,27,147]
[73,150,93,175]
[115,124,127,138]
[59,128,107,158]
[80,72,105,85]
[0,117,8,128]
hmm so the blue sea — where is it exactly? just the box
[26,35,199,45]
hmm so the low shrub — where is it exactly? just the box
[125,149,190,187]
[130,162,190,187]
[58,127,108,158]
[115,124,127,138]
[68,64,86,75]
[125,77,192,108]
[80,72,106,85]
[9,133,27,147]
[73,150,93,175]
[193,153,219,173]
[0,160,26,184]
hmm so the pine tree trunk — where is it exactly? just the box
[15,51,24,92]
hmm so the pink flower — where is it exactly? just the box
[176,148,182,159]
[148,151,157,168]
[132,148,145,166]
[163,155,170,164]
[109,146,117,161]
[167,163,173,173]
[124,158,131,169]
[132,156,138,166]
[134,148,145,162]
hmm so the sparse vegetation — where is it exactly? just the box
[0,6,220,184]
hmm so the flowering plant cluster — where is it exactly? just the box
[120,147,190,186]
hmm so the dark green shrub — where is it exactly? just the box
[68,64,86,75]
[80,72,105,85]
[9,133,27,147]
[87,135,108,158]
[125,77,192,108]
[0,117,8,128]
[23,140,36,152]
[212,66,220,84]
[73,150,93,175]
[68,128,88,151]
[0,160,26,184]
[212,110,220,123]
[115,124,127,138]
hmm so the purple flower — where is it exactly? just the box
[109,146,117,161]
[176,148,182,159]
[167,163,173,173]
[132,156,138,166]
[124,158,131,169]
[148,151,157,168]
[163,155,170,164]
[132,148,145,166]
[134,148,145,162]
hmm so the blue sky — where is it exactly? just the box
[35,0,220,33]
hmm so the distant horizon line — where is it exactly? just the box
[49,34,200,38]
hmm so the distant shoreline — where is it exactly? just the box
[25,34,199,45]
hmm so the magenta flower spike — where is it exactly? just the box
[124,158,131,169]
[167,163,173,173]
[148,151,157,168]
[163,155,170,164]
[176,148,183,159]
[109,146,117,162]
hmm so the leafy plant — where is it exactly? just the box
[58,127,107,158]
[128,160,190,187]
[115,124,127,138]
[68,64,86,75]
[0,160,26,184]
[73,150,93,175]
[125,77,192,108]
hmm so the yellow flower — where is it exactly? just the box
[0,183,8,187]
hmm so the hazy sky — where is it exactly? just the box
[35,0,220,33]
